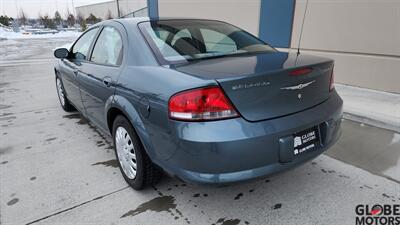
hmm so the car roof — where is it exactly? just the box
[111,17,223,26]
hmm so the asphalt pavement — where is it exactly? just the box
[1,38,399,225]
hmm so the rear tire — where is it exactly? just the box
[55,76,75,112]
[112,115,162,190]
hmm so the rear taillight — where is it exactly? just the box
[168,86,238,121]
[329,67,335,91]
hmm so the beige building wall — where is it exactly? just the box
[78,0,400,93]
[76,1,118,20]
[291,0,400,93]
[158,0,261,36]
[118,0,147,17]
[76,0,147,20]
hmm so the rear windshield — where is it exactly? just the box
[139,20,276,65]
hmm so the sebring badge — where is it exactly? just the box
[232,81,270,91]
[280,80,316,90]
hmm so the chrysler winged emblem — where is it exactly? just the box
[280,80,315,90]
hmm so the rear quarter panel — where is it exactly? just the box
[114,65,217,163]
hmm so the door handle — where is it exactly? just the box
[103,77,113,87]
[73,69,78,76]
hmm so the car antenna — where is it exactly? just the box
[297,0,309,55]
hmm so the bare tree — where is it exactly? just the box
[38,13,43,25]
[80,20,87,31]
[76,13,84,24]
[19,8,27,25]
[40,14,56,29]
[66,13,75,27]
[86,13,101,24]
[76,13,86,31]
[54,11,62,26]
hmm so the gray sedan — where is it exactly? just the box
[54,18,343,190]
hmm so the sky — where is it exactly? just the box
[1,0,112,18]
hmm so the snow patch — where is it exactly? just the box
[0,27,81,40]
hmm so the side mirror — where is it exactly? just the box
[54,48,70,59]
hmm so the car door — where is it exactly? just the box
[78,24,125,131]
[58,27,100,112]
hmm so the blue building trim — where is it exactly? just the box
[147,0,159,18]
[259,0,296,48]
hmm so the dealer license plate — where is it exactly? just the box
[293,126,320,156]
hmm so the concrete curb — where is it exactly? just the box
[335,84,400,134]
[343,112,400,133]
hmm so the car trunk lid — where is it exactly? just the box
[174,51,334,121]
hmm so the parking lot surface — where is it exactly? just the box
[1,38,399,225]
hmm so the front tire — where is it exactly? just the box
[55,76,75,112]
[112,115,162,190]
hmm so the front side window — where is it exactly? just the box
[71,27,99,61]
[90,26,123,66]
[139,20,276,64]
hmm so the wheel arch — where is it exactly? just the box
[54,60,61,75]
[105,95,157,160]
[54,67,59,76]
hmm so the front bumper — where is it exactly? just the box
[155,90,343,184]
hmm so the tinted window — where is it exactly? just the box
[171,29,192,45]
[200,29,237,53]
[139,20,275,64]
[72,28,99,60]
[155,30,170,42]
[91,27,123,66]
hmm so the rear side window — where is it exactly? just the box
[71,27,99,60]
[90,26,123,66]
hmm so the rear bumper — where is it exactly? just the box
[156,90,343,184]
